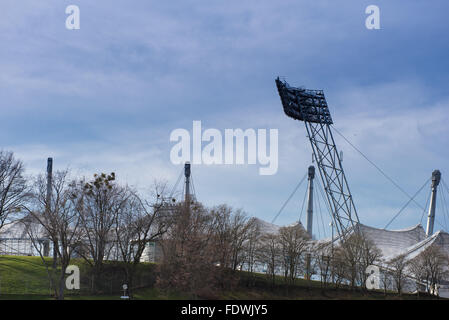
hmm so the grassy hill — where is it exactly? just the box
[0,255,439,300]
[0,255,186,300]
[0,256,52,296]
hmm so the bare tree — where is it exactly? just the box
[410,246,448,295]
[157,202,220,298]
[77,172,130,292]
[229,209,256,271]
[25,170,83,300]
[0,151,29,231]
[379,267,394,296]
[114,181,173,294]
[256,233,282,288]
[329,233,382,291]
[335,233,365,290]
[208,205,256,272]
[239,219,261,287]
[314,243,333,288]
[209,205,233,269]
[387,254,409,295]
[242,218,261,274]
[278,225,309,285]
[358,234,383,289]
[408,256,426,296]
[331,248,348,289]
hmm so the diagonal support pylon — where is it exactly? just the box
[276,77,360,239]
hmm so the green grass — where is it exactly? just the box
[0,256,54,295]
[0,255,186,300]
[0,255,440,300]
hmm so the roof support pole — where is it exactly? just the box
[306,165,315,237]
[426,170,441,237]
[46,158,54,259]
[184,162,191,210]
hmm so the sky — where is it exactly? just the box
[1,0,449,239]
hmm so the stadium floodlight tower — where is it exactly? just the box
[276,77,360,239]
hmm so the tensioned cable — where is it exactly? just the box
[442,179,448,195]
[419,189,431,226]
[319,178,336,238]
[314,188,327,239]
[434,218,446,232]
[298,185,309,224]
[316,176,335,222]
[317,191,328,238]
[441,185,449,231]
[332,125,425,211]
[442,179,449,196]
[181,176,185,202]
[437,187,446,231]
[315,195,321,239]
[312,192,319,238]
[440,179,449,231]
[191,172,198,200]
[441,179,449,211]
[441,179,449,225]
[312,178,327,239]
[169,168,184,200]
[384,177,430,229]
[271,172,308,224]
[438,186,449,231]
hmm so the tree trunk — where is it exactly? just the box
[57,264,68,300]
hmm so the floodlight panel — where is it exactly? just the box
[275,78,333,125]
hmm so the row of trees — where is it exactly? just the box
[157,206,383,296]
[161,211,449,298]
[0,151,174,299]
[157,203,259,298]
[0,150,448,299]
[311,234,449,297]
[28,171,176,299]
[390,246,449,296]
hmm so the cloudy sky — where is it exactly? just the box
[1,0,448,238]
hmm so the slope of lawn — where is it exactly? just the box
[0,256,53,295]
[0,255,440,300]
[0,255,175,299]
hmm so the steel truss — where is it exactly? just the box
[305,121,359,238]
[276,77,360,238]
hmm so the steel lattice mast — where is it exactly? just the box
[276,77,360,239]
